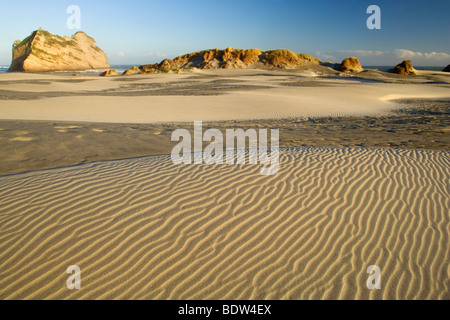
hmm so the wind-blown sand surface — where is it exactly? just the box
[1,68,449,300]
[0,99,449,176]
[0,147,448,299]
[1,69,449,122]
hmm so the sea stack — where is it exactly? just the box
[8,28,110,72]
[392,60,416,75]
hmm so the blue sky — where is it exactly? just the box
[0,0,449,66]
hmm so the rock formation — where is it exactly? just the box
[139,64,159,73]
[8,28,110,72]
[392,60,416,75]
[123,66,140,75]
[138,48,320,73]
[337,57,363,73]
[99,69,117,76]
[263,50,320,69]
[443,64,450,72]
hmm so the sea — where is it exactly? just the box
[363,66,445,72]
[0,65,446,74]
[0,64,135,75]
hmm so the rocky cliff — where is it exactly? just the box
[8,28,110,72]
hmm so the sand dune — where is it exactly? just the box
[0,147,448,299]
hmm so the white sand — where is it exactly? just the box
[0,147,448,299]
[1,70,449,300]
[1,71,449,123]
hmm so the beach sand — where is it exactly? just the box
[0,98,448,175]
[0,69,449,175]
[1,69,450,123]
[0,147,448,299]
[0,68,449,300]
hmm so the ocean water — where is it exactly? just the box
[68,65,136,75]
[0,64,135,75]
[364,66,445,72]
[110,65,136,74]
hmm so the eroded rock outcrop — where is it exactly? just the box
[338,57,363,73]
[140,48,320,72]
[393,60,416,75]
[8,28,110,72]
[99,69,117,76]
[123,66,140,75]
[442,64,450,72]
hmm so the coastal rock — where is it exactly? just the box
[123,66,140,75]
[139,64,159,73]
[241,49,263,64]
[8,28,110,72]
[99,69,117,76]
[443,64,450,72]
[338,57,363,73]
[203,49,219,62]
[393,60,416,75]
[221,47,238,61]
[124,48,320,75]
[263,49,305,68]
[158,59,177,70]
[168,48,319,70]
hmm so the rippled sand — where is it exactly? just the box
[0,147,448,299]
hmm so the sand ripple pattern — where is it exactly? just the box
[0,147,448,299]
